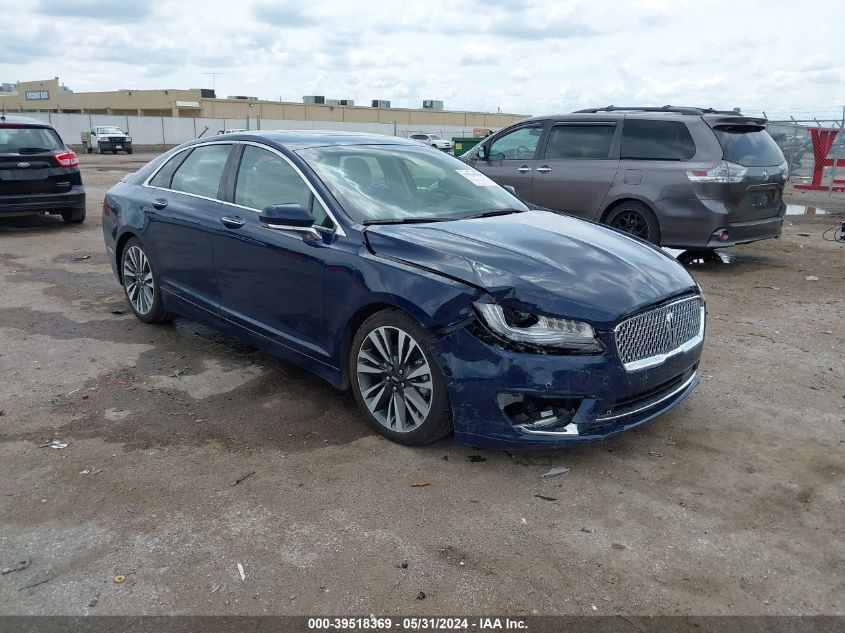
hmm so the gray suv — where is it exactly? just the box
[461,106,788,248]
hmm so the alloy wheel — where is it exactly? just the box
[123,245,155,315]
[611,210,649,238]
[356,326,433,433]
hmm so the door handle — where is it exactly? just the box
[517,165,533,173]
[151,198,168,210]
[221,216,245,229]
[536,165,552,173]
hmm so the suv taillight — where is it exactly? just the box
[685,160,747,183]
[54,150,79,167]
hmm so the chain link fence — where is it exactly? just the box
[767,117,845,189]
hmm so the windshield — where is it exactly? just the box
[713,126,784,167]
[298,144,529,224]
[0,126,63,153]
[96,127,124,134]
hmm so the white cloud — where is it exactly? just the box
[2,0,843,118]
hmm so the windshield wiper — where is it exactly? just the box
[363,217,456,225]
[461,208,523,219]
[15,147,54,154]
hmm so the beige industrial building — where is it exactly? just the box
[0,77,527,130]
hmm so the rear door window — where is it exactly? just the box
[0,126,62,153]
[621,119,696,161]
[544,124,615,159]
[713,127,784,166]
[170,144,232,199]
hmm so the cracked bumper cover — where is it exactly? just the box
[435,327,702,448]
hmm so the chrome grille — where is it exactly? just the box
[615,296,704,371]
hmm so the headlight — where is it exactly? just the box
[474,302,600,351]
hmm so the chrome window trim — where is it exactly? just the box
[140,139,346,237]
[614,297,705,372]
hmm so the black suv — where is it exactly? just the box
[0,114,86,224]
[461,106,788,249]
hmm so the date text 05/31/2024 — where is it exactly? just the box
[307,617,528,630]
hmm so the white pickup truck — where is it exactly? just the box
[82,126,133,154]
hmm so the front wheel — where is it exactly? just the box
[350,309,452,445]
[127,148,133,155]
[121,238,171,323]
[604,201,661,244]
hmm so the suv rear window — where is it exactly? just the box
[621,119,696,161]
[0,126,63,154]
[713,126,784,167]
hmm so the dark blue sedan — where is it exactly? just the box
[102,131,705,447]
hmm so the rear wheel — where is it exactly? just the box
[61,208,86,224]
[605,201,660,244]
[121,238,171,323]
[127,148,133,155]
[350,310,452,445]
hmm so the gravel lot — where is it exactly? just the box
[1,152,843,616]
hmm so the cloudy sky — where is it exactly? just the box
[3,0,843,120]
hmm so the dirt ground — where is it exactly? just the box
[0,153,843,616]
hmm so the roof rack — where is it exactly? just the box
[574,105,742,116]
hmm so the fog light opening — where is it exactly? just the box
[717,229,730,241]
[498,393,581,433]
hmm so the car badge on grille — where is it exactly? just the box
[761,170,769,181]
[665,311,677,348]
[17,162,30,168]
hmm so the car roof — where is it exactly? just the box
[194,129,422,151]
[0,114,52,127]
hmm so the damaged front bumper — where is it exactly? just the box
[435,327,702,448]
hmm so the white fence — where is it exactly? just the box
[20,112,484,147]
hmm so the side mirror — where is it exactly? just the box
[477,144,488,160]
[502,185,518,197]
[259,204,314,228]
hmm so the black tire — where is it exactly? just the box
[604,201,660,244]
[61,208,86,224]
[127,148,133,155]
[97,144,103,155]
[120,237,171,324]
[350,309,452,446]
[111,149,117,155]
[86,146,93,154]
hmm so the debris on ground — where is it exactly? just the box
[399,562,408,569]
[18,577,51,591]
[73,255,91,261]
[237,563,246,581]
[649,451,663,457]
[805,275,819,281]
[540,466,570,480]
[410,480,430,487]
[88,598,98,608]
[39,440,69,450]
[534,494,558,502]
[210,582,222,593]
[230,470,255,486]
[82,393,90,400]
[468,455,486,463]
[417,591,426,600]
[745,464,756,473]
[1,555,31,575]
[113,575,125,584]
[172,367,190,378]
[441,455,449,461]
[580,528,593,533]
[110,308,127,315]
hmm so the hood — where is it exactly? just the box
[365,211,697,328]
